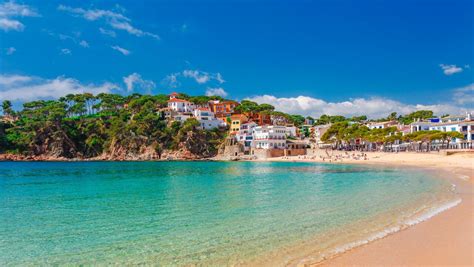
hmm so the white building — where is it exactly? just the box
[236,122,257,149]
[173,114,192,123]
[411,116,474,142]
[367,121,398,130]
[253,125,287,149]
[440,113,471,123]
[193,108,215,120]
[313,124,331,145]
[285,126,298,138]
[167,98,195,113]
[193,107,226,130]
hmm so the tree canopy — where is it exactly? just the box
[1,93,227,158]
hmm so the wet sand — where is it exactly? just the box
[269,151,473,266]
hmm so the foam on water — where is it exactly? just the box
[336,198,459,256]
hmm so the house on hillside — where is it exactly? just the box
[235,121,258,152]
[366,121,398,130]
[193,107,226,130]
[168,98,195,113]
[158,107,178,120]
[270,114,290,125]
[208,100,239,119]
[173,114,192,123]
[169,92,180,99]
[440,114,470,123]
[246,112,271,126]
[229,114,249,133]
[285,125,298,138]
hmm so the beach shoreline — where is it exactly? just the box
[264,151,473,266]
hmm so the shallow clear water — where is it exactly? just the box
[0,161,456,266]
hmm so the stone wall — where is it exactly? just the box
[250,148,307,159]
[285,148,306,156]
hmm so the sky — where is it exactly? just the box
[0,0,472,118]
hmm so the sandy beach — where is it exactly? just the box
[268,151,473,266]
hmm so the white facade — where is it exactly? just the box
[367,121,397,130]
[440,113,471,123]
[313,124,331,145]
[193,108,226,130]
[285,126,297,138]
[198,119,225,130]
[253,125,287,149]
[167,99,195,113]
[236,122,257,148]
[411,121,474,141]
[173,114,192,122]
[193,108,215,120]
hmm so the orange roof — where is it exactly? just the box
[209,100,239,106]
[168,98,191,103]
[231,114,248,121]
[169,92,179,96]
[196,107,211,111]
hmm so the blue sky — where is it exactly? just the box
[0,0,472,117]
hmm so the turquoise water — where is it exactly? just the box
[0,161,456,266]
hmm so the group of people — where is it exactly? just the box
[319,151,369,162]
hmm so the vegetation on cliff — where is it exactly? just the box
[0,94,226,159]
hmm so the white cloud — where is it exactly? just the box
[6,46,16,55]
[0,74,118,101]
[0,1,39,17]
[439,64,463,75]
[58,33,74,41]
[79,40,89,48]
[60,48,71,55]
[183,70,211,84]
[162,70,225,88]
[0,18,23,31]
[247,94,470,119]
[0,74,32,86]
[182,70,225,84]
[0,1,39,32]
[58,5,159,40]
[452,83,474,105]
[109,20,160,39]
[161,73,180,88]
[111,45,130,55]
[99,27,116,37]
[123,73,155,93]
[206,87,228,97]
[215,73,225,83]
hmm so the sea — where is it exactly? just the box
[0,161,459,266]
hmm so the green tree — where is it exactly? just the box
[1,100,14,116]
